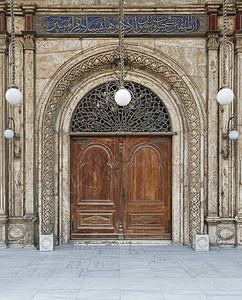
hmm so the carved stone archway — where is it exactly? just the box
[40,44,204,244]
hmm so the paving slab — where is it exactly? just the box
[32,289,79,300]
[0,244,242,299]
[204,291,242,300]
[0,289,38,300]
[162,290,207,300]
[77,290,120,300]
[120,289,165,300]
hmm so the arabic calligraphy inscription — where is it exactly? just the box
[35,15,208,35]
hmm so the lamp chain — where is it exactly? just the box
[222,0,227,87]
[119,0,125,88]
[10,0,16,86]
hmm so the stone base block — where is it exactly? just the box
[40,233,54,251]
[193,233,209,251]
[0,218,7,247]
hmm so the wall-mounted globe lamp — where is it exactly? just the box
[4,128,14,139]
[5,0,23,106]
[4,0,22,141]
[221,116,239,159]
[216,0,234,106]
[4,117,15,139]
[4,117,21,158]
[216,87,234,105]
[216,0,239,158]
[114,0,131,106]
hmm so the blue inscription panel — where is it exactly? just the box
[35,15,208,35]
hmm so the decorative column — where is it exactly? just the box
[206,27,220,244]
[22,5,37,247]
[0,2,8,247]
[234,3,242,247]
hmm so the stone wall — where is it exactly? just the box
[0,0,241,249]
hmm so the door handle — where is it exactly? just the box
[122,187,125,197]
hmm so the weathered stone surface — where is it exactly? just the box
[0,0,240,249]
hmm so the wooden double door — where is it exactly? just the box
[71,136,171,239]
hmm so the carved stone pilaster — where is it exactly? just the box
[0,33,8,247]
[22,31,36,245]
[206,31,220,244]
[234,32,242,246]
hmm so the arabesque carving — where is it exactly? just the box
[41,48,201,243]
[71,81,171,133]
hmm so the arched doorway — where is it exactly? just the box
[38,44,205,246]
[70,81,172,239]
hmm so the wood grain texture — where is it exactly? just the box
[123,137,171,239]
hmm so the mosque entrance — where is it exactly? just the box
[70,81,172,239]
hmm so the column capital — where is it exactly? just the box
[234,31,242,53]
[206,31,220,50]
[22,31,35,50]
[0,33,9,53]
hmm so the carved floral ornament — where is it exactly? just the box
[41,48,201,243]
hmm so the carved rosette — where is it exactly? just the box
[41,48,201,243]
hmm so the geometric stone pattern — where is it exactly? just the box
[71,81,171,133]
[42,48,201,243]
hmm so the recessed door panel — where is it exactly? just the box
[71,137,121,239]
[123,137,171,239]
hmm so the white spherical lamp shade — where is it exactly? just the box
[4,129,14,139]
[115,88,131,106]
[5,88,23,105]
[216,88,234,105]
[229,130,239,140]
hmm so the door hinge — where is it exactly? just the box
[122,186,125,197]
[72,221,74,232]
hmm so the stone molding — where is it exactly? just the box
[40,45,203,244]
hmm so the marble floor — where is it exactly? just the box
[0,244,242,300]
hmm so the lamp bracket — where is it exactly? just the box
[221,115,237,159]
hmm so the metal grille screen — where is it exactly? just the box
[71,81,171,133]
